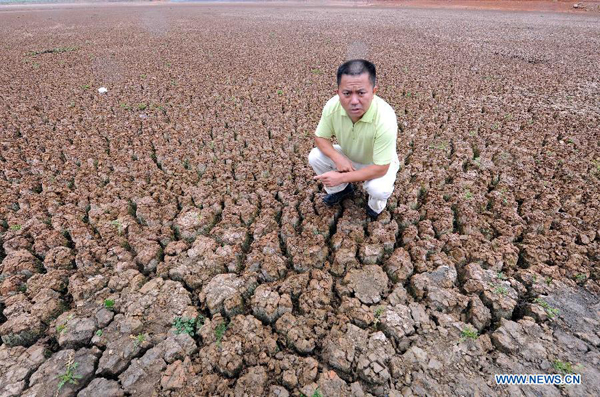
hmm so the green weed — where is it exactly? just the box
[10,224,21,231]
[534,298,560,319]
[553,359,582,375]
[104,299,115,310]
[215,321,228,347]
[460,326,479,342]
[172,316,198,336]
[57,354,82,392]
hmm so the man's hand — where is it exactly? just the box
[333,156,356,173]
[313,171,346,188]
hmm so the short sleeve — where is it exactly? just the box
[315,110,334,139]
[372,116,397,165]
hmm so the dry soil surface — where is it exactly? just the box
[0,2,599,397]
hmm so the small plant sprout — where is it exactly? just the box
[104,299,115,310]
[10,224,22,231]
[56,324,67,334]
[533,298,560,319]
[110,219,123,235]
[95,329,103,337]
[277,89,283,95]
[460,326,479,342]
[131,333,146,347]
[574,273,586,282]
[464,190,473,200]
[553,359,582,375]
[172,317,197,336]
[545,276,553,286]
[494,285,508,296]
[57,352,82,392]
[312,388,323,397]
[496,271,507,280]
[373,306,385,327]
[215,321,228,347]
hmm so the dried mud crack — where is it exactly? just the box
[1,2,599,397]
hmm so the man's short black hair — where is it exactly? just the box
[337,59,377,87]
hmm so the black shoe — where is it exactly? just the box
[366,204,380,221]
[323,184,355,206]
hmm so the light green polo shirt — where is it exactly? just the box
[315,95,398,165]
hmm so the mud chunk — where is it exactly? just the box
[119,345,167,395]
[467,295,492,331]
[340,265,389,305]
[356,331,394,385]
[199,315,277,377]
[43,246,74,270]
[173,207,204,241]
[120,277,197,336]
[425,286,467,314]
[299,269,334,320]
[0,344,46,397]
[359,243,385,265]
[30,287,66,324]
[96,326,145,376]
[251,284,292,324]
[58,316,96,349]
[379,304,416,343]
[95,307,114,328]
[200,273,257,317]
[339,297,375,328]
[25,347,100,397]
[480,282,518,321]
[0,312,44,347]
[322,324,368,374]
[409,302,432,331]
[161,357,193,391]
[159,332,198,364]
[234,365,268,396]
[275,313,317,354]
[133,239,162,273]
[317,370,351,396]
[79,378,125,397]
[384,247,414,283]
[1,249,40,276]
[491,318,547,362]
[68,272,108,302]
[278,354,318,389]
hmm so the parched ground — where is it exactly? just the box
[0,2,599,397]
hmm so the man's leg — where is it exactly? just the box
[363,160,400,214]
[308,144,350,194]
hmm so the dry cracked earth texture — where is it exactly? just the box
[0,3,599,397]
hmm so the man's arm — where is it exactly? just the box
[313,163,389,187]
[315,137,355,172]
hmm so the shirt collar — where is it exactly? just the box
[339,95,377,124]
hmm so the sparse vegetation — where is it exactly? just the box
[215,321,228,347]
[172,316,199,336]
[460,326,479,342]
[534,298,560,319]
[553,359,582,374]
[57,353,82,392]
[104,299,115,310]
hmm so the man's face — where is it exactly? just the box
[337,72,378,123]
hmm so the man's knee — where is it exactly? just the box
[308,147,323,166]
[366,183,393,201]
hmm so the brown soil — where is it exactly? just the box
[0,2,599,397]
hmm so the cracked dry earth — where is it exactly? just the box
[0,3,599,397]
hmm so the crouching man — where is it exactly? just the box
[308,59,399,220]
